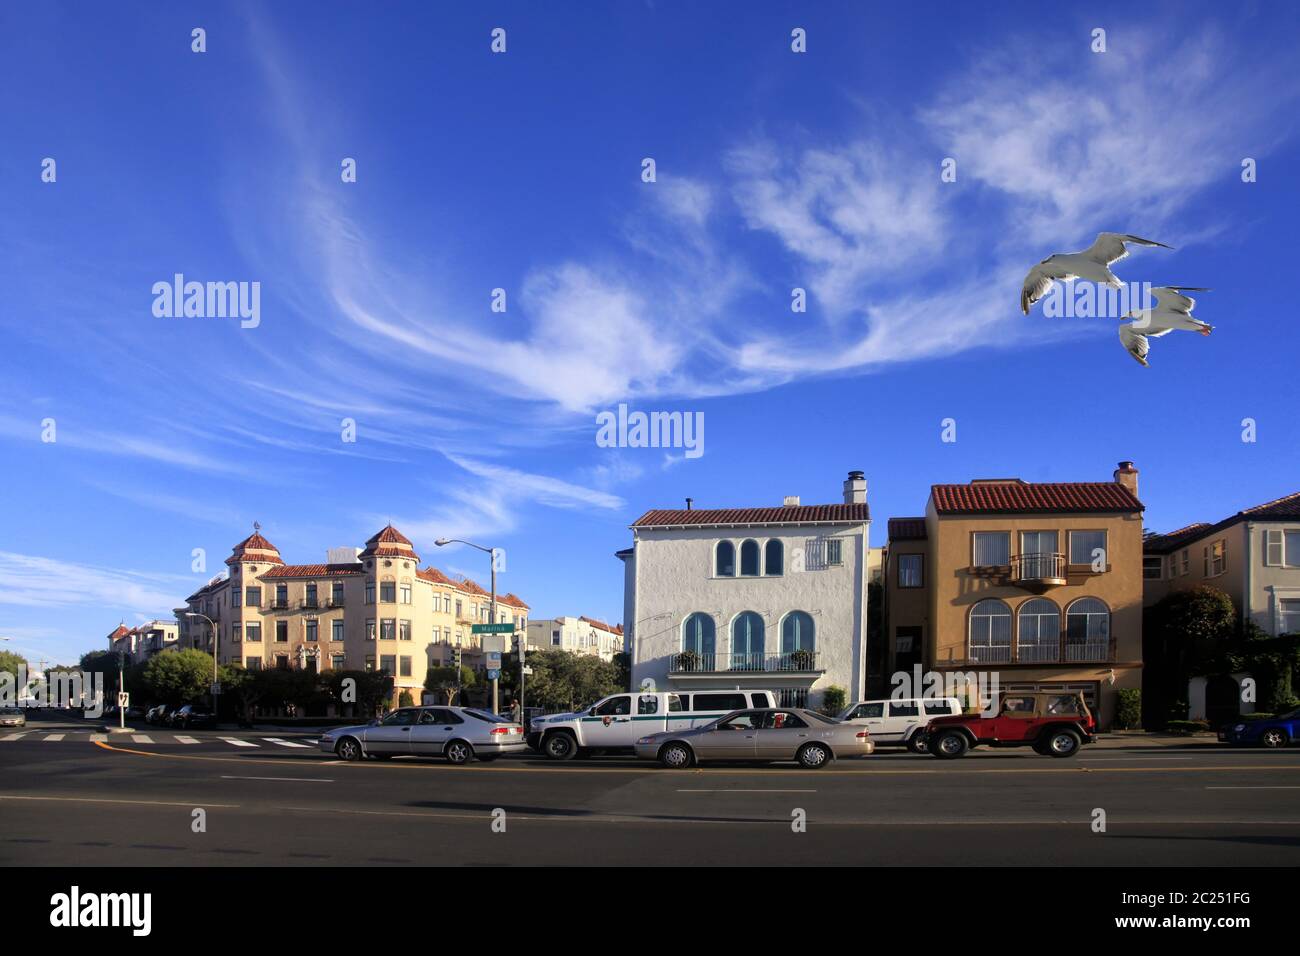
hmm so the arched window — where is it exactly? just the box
[1016,598,1060,662]
[1066,598,1109,658]
[731,612,765,670]
[740,539,761,576]
[764,540,784,576]
[682,612,716,660]
[781,611,815,655]
[969,599,1012,662]
[715,541,735,577]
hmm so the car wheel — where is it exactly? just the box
[335,737,363,762]
[542,732,578,761]
[1046,729,1082,757]
[659,742,693,768]
[797,743,832,769]
[908,733,930,754]
[444,739,475,765]
[930,730,969,759]
[1261,728,1288,748]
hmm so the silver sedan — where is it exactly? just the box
[320,706,526,764]
[634,708,873,769]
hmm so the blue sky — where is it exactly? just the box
[2,1,1298,665]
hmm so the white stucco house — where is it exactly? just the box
[618,472,872,709]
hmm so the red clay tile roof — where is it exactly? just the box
[226,532,284,565]
[417,566,455,585]
[1144,491,1300,553]
[887,517,928,541]
[930,481,1142,515]
[499,593,530,609]
[107,624,131,641]
[359,524,419,562]
[365,524,413,547]
[259,563,367,579]
[632,503,869,528]
[579,615,620,633]
[458,578,489,596]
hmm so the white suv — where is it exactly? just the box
[838,697,962,753]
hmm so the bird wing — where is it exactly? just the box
[1020,262,1071,314]
[1152,286,1209,314]
[1119,323,1151,366]
[1086,232,1173,265]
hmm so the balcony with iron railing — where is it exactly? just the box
[966,639,1112,665]
[669,650,823,674]
[1010,552,1067,587]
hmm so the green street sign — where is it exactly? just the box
[471,623,515,634]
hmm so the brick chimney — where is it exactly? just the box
[843,470,867,505]
[1113,460,1138,498]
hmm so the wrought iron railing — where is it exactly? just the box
[669,651,822,673]
[1011,552,1066,582]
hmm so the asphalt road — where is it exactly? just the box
[4,715,1300,866]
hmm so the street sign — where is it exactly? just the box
[481,635,507,655]
[522,666,533,676]
[210,681,222,695]
[472,623,515,634]
[485,651,502,669]
[487,669,500,680]
[117,691,129,707]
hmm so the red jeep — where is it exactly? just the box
[925,691,1096,759]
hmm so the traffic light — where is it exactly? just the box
[452,646,462,670]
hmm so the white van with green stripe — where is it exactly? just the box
[528,689,779,760]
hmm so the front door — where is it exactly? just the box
[365,708,418,754]
[410,708,460,755]
[694,711,760,759]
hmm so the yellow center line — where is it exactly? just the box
[0,793,239,808]
[89,741,1300,776]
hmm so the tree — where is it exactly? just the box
[523,650,622,712]
[0,649,28,679]
[320,669,393,717]
[611,652,631,692]
[142,649,215,705]
[398,690,414,707]
[424,665,475,705]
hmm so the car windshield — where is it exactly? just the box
[805,712,840,725]
[0,708,20,715]
[464,709,508,723]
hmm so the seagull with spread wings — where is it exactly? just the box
[1118,287,1213,367]
[1021,232,1173,314]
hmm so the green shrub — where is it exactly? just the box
[1114,688,1142,729]
[398,690,414,708]
[820,685,847,716]
[1166,719,1211,734]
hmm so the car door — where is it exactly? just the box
[993,695,1038,741]
[754,710,813,759]
[885,700,923,743]
[846,701,886,739]
[409,708,458,755]
[584,694,638,747]
[364,708,418,754]
[694,711,760,759]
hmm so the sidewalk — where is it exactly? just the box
[1093,730,1221,749]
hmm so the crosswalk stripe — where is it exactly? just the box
[131,734,153,744]
[44,734,65,741]
[90,734,107,742]
[220,737,259,748]
[175,736,200,745]
[1,732,29,741]
[263,737,310,748]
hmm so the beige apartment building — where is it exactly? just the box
[883,462,1145,727]
[526,616,625,661]
[107,620,179,665]
[178,526,529,707]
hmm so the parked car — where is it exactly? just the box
[839,697,962,753]
[926,691,1096,758]
[321,706,526,764]
[145,704,171,725]
[171,704,217,730]
[1219,709,1300,748]
[0,707,26,728]
[634,707,873,769]
[529,689,780,760]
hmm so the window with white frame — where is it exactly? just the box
[1280,599,1300,635]
[1265,529,1300,567]
[1069,530,1107,567]
[825,538,843,566]
[740,539,761,576]
[1143,556,1164,580]
[972,532,1010,566]
[898,553,923,588]
[1065,598,1110,645]
[969,600,1011,658]
[715,541,735,577]
[1017,598,1060,659]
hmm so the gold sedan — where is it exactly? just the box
[634,708,874,769]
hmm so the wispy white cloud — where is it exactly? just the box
[0,552,190,614]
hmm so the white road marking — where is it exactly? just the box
[131,734,153,744]
[263,737,310,749]
[90,734,107,742]
[1206,785,1300,790]
[0,794,239,808]
[175,736,200,745]
[219,775,333,783]
[220,737,259,748]
[677,789,817,793]
[43,733,65,741]
[1,732,28,741]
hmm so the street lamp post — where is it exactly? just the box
[435,537,518,719]
[185,612,219,716]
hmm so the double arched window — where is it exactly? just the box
[682,612,716,658]
[969,599,1012,661]
[781,611,815,654]
[715,541,735,577]
[731,612,765,669]
[1016,598,1060,662]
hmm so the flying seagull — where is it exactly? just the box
[1118,287,1213,367]
[1021,232,1173,314]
